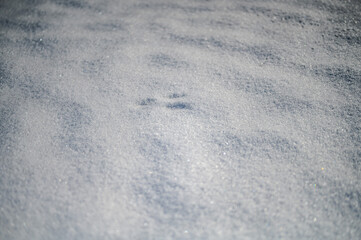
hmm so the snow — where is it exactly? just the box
[0,0,360,239]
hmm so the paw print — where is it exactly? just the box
[138,93,192,110]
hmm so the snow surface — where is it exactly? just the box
[0,0,360,239]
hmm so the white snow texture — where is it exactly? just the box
[0,0,360,239]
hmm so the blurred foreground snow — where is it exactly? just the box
[0,0,360,239]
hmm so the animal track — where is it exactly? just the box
[166,102,192,110]
[139,98,157,106]
[138,93,192,110]
[168,93,186,99]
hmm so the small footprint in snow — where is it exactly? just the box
[138,93,192,110]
